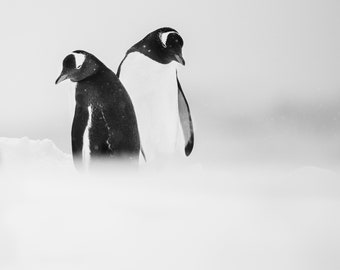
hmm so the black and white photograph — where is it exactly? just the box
[0,0,340,269]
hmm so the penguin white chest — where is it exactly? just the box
[119,52,182,160]
[82,105,93,167]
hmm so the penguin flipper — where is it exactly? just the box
[71,105,89,170]
[177,74,194,156]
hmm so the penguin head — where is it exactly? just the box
[55,50,102,84]
[128,27,185,65]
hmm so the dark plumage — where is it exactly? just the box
[56,50,140,170]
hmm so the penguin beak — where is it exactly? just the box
[55,73,68,84]
[174,53,185,66]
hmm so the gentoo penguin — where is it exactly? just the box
[55,50,140,170]
[117,27,194,162]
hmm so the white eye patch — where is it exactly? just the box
[72,52,86,69]
[159,31,178,48]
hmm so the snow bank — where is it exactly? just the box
[0,137,73,171]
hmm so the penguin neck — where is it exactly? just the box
[127,38,171,65]
[120,52,178,98]
[74,68,114,107]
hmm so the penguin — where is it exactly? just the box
[117,27,194,162]
[55,50,140,170]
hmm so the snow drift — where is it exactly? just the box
[0,137,72,171]
[0,137,340,270]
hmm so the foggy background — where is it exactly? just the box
[1,1,340,269]
[1,0,340,169]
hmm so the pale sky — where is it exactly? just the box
[0,0,339,152]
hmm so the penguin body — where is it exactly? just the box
[119,52,180,159]
[117,27,194,162]
[56,50,140,170]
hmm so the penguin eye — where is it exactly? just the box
[159,31,178,48]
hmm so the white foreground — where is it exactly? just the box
[0,138,340,270]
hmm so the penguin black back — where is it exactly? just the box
[56,50,140,170]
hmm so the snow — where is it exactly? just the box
[0,137,340,270]
[0,137,73,171]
